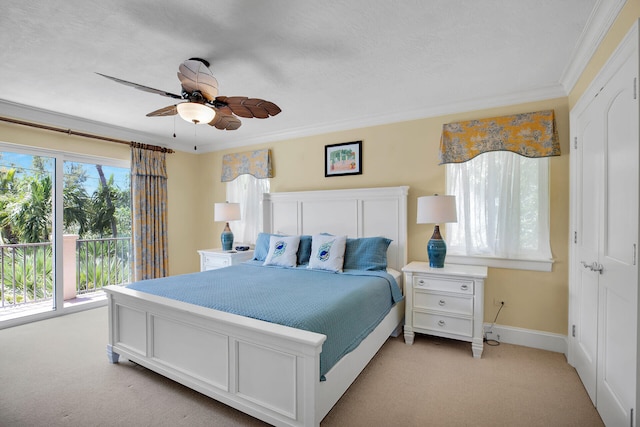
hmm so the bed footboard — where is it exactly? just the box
[105,285,327,427]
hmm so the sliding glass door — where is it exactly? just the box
[0,150,55,317]
[62,159,131,306]
[0,144,130,325]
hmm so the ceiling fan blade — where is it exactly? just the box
[213,104,234,116]
[146,105,178,117]
[177,59,219,101]
[216,96,281,119]
[96,73,182,99]
[209,110,242,130]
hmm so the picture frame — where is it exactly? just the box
[325,141,362,177]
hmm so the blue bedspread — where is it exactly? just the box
[127,261,403,379]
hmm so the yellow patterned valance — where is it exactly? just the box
[221,148,273,182]
[439,110,560,164]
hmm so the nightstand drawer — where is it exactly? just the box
[413,276,474,294]
[413,311,473,337]
[203,257,230,270]
[413,291,473,315]
[198,249,255,272]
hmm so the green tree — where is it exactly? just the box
[63,180,89,235]
[31,156,53,179]
[8,175,52,243]
[95,165,117,237]
[0,168,18,243]
[63,163,89,235]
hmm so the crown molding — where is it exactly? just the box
[560,0,626,93]
[206,83,568,153]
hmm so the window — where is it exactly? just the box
[445,151,552,271]
[225,174,270,245]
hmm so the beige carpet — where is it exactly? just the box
[0,307,603,426]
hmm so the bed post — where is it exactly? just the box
[106,290,120,363]
[106,344,120,363]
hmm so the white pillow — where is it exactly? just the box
[263,235,300,268]
[308,234,347,272]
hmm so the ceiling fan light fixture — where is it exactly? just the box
[176,102,215,124]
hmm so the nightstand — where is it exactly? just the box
[402,261,488,358]
[197,248,254,271]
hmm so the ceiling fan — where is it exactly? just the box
[96,58,281,131]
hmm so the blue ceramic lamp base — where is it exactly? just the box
[427,225,447,268]
[221,223,234,251]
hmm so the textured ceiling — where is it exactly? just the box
[0,1,607,153]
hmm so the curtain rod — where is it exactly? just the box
[0,115,175,154]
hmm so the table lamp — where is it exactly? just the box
[416,195,457,268]
[214,202,241,251]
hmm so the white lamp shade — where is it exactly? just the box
[176,102,215,124]
[214,202,241,222]
[417,195,457,224]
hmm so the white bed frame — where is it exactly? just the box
[105,186,408,427]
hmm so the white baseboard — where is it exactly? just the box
[483,323,568,356]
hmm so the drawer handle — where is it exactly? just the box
[438,320,446,327]
[418,279,425,285]
[460,284,469,291]
[438,299,446,306]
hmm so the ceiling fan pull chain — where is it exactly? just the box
[193,122,197,151]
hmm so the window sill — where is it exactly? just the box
[446,255,554,272]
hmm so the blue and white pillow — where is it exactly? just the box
[308,234,347,272]
[253,232,284,261]
[263,235,300,268]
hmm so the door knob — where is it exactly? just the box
[580,261,604,274]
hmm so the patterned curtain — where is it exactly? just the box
[131,145,169,281]
[439,110,560,164]
[221,148,273,182]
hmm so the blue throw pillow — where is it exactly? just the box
[343,237,392,271]
[255,233,322,265]
[297,235,313,265]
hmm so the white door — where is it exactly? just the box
[594,49,638,427]
[573,93,604,404]
[571,37,638,426]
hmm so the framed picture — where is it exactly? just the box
[325,141,362,177]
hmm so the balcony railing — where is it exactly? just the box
[76,237,131,294]
[0,236,131,310]
[0,242,52,308]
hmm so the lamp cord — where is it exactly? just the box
[484,301,504,346]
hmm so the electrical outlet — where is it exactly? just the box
[493,298,506,307]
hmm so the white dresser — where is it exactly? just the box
[402,262,487,358]
[198,248,254,271]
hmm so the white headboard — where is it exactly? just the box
[263,186,409,272]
